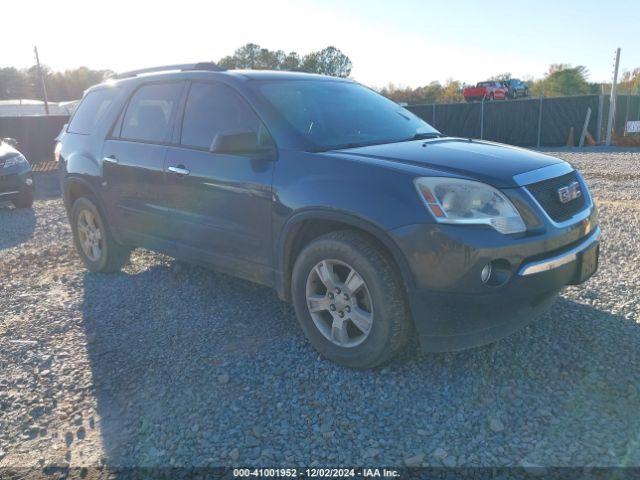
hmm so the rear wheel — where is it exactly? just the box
[71,196,131,272]
[291,231,411,369]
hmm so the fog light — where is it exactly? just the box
[481,263,492,283]
[25,178,33,186]
[482,259,512,287]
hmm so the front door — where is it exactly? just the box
[164,81,275,284]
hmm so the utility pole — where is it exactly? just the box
[480,97,485,140]
[536,94,544,147]
[605,47,620,146]
[34,46,50,115]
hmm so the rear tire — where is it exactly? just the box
[70,196,131,272]
[12,188,34,208]
[291,230,411,369]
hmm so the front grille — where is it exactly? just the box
[525,171,587,222]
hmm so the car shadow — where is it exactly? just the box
[0,171,60,250]
[80,261,640,467]
[0,202,36,250]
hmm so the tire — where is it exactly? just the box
[70,196,131,272]
[12,188,34,208]
[291,230,411,369]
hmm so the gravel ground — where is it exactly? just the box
[1,148,639,469]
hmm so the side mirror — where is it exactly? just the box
[2,137,19,148]
[210,130,273,156]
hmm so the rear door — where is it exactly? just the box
[101,81,185,252]
[164,81,275,284]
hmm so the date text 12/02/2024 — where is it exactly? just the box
[233,468,400,478]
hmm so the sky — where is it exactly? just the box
[2,0,639,89]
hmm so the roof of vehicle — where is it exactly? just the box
[224,70,348,81]
[93,65,351,93]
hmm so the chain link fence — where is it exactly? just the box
[407,94,640,147]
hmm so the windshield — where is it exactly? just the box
[257,80,439,151]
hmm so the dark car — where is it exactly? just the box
[57,63,600,368]
[0,138,34,208]
[503,78,529,98]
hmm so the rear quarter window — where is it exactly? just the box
[68,88,119,135]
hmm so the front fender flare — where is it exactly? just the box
[275,208,416,301]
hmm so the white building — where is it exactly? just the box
[0,99,78,116]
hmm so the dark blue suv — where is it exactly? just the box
[58,63,600,368]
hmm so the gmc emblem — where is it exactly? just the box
[557,181,582,204]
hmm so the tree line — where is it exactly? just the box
[0,44,352,102]
[0,66,112,102]
[0,43,638,104]
[383,65,640,104]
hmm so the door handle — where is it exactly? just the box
[167,166,190,176]
[103,155,118,164]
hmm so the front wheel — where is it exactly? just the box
[291,231,411,369]
[71,196,131,272]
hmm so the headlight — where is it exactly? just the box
[3,154,27,168]
[54,142,62,163]
[414,177,526,234]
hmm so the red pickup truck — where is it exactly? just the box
[463,81,508,102]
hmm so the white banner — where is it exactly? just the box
[626,120,640,134]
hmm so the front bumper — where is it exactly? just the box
[389,206,600,352]
[0,168,34,202]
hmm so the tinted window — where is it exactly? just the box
[180,83,264,150]
[120,83,182,143]
[258,80,437,151]
[68,88,118,135]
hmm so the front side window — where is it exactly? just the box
[180,82,266,150]
[120,83,183,143]
[68,88,118,135]
[257,80,438,151]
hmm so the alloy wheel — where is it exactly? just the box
[77,208,103,262]
[305,259,374,348]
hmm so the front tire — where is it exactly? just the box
[291,231,411,369]
[70,196,131,272]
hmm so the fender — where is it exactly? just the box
[62,174,102,211]
[62,173,127,246]
[62,148,103,212]
[274,207,416,301]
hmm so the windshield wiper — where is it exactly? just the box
[309,133,445,152]
[311,139,395,152]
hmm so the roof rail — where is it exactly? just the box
[114,62,223,79]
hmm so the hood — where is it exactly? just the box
[0,142,21,161]
[329,138,564,188]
